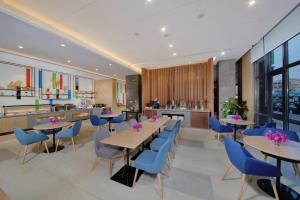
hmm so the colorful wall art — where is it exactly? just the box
[74,76,94,99]
[0,61,35,97]
[40,69,71,100]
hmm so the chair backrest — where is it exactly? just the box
[263,128,300,142]
[90,115,99,126]
[140,115,148,122]
[112,114,125,123]
[151,138,171,173]
[93,129,111,151]
[208,117,221,132]
[262,120,276,129]
[13,128,28,145]
[73,120,82,136]
[128,119,137,126]
[224,136,248,173]
[115,122,129,133]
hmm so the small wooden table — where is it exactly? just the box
[100,113,121,131]
[33,121,72,153]
[101,117,169,187]
[244,136,300,199]
[221,118,254,140]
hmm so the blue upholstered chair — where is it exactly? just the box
[139,115,148,122]
[209,117,233,141]
[115,121,129,133]
[110,114,125,124]
[222,136,280,200]
[244,120,275,136]
[160,120,181,141]
[128,118,137,126]
[14,128,50,164]
[91,129,124,176]
[90,115,108,130]
[55,120,82,152]
[133,138,171,200]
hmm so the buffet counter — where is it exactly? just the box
[0,107,102,134]
[144,108,210,128]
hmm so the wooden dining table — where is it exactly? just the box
[33,121,72,153]
[101,117,169,187]
[244,136,300,200]
[221,118,254,140]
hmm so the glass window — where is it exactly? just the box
[273,119,283,129]
[272,74,283,114]
[288,34,300,64]
[270,46,283,70]
[289,123,300,137]
[289,65,300,121]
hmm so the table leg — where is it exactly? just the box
[43,128,64,153]
[233,125,237,141]
[257,158,300,200]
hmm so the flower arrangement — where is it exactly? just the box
[49,117,59,125]
[132,123,142,132]
[265,130,288,146]
[107,111,113,114]
[151,115,160,121]
[232,115,242,121]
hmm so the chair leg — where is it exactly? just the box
[108,159,113,177]
[55,139,60,152]
[133,169,139,188]
[222,164,233,180]
[270,178,280,200]
[293,163,300,178]
[44,141,49,154]
[38,141,42,153]
[263,154,268,161]
[71,137,75,152]
[91,157,100,171]
[22,145,28,164]
[217,133,220,142]
[237,174,246,200]
[16,145,23,159]
[157,173,163,200]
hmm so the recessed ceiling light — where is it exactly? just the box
[161,26,167,33]
[67,60,71,63]
[173,52,177,56]
[95,68,99,71]
[169,44,174,48]
[109,63,112,66]
[248,0,256,6]
[18,45,23,49]
[221,51,226,56]
[60,44,65,47]
[147,0,152,2]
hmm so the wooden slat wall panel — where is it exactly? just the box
[141,58,214,114]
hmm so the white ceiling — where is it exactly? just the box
[1,0,300,70]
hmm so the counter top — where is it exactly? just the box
[0,108,94,118]
[144,108,210,113]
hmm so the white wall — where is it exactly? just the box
[0,51,107,108]
[251,4,300,63]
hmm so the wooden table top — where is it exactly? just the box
[101,118,169,149]
[33,121,72,130]
[244,136,300,162]
[100,113,120,118]
[221,118,254,126]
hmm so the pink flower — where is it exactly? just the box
[49,117,59,124]
[151,115,160,121]
[265,130,288,144]
[132,123,142,130]
[232,115,241,120]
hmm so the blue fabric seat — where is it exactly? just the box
[128,118,137,126]
[115,121,129,133]
[133,138,170,200]
[160,120,180,139]
[55,120,82,152]
[110,114,125,123]
[91,129,123,176]
[222,136,280,200]
[14,128,50,164]
[209,117,233,141]
[244,120,276,136]
[90,115,108,130]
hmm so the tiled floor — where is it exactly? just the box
[0,121,300,200]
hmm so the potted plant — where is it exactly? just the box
[221,97,249,119]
